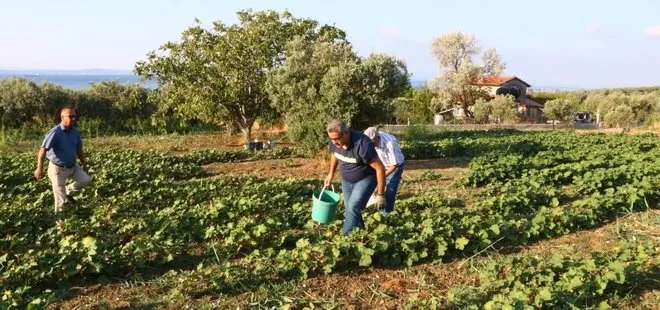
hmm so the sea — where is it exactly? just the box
[0,74,158,89]
[0,74,576,92]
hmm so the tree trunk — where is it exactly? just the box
[461,105,474,119]
[236,116,255,142]
[241,126,252,142]
[225,123,237,135]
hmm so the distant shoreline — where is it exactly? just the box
[0,74,157,90]
[4,73,637,92]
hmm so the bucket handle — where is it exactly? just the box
[317,184,336,200]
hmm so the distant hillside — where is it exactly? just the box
[410,80,427,88]
[0,68,132,75]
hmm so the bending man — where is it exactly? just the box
[325,120,386,235]
[364,126,405,216]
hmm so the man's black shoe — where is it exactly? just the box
[66,195,76,204]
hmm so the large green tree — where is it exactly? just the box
[266,36,409,148]
[472,98,491,123]
[580,91,609,125]
[351,53,410,128]
[135,10,345,140]
[266,35,360,148]
[429,32,506,118]
[489,95,518,124]
[605,105,636,129]
[544,98,574,129]
[471,95,518,124]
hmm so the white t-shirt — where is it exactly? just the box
[374,132,405,169]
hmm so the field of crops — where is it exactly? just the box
[1,130,658,309]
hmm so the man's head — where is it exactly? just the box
[327,119,350,149]
[60,106,77,129]
[364,126,380,146]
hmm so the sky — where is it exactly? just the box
[1,0,660,89]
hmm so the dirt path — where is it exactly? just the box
[202,157,470,180]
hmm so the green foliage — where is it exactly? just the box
[402,124,435,141]
[470,95,517,124]
[266,35,359,149]
[0,77,209,137]
[530,88,660,126]
[544,98,574,127]
[605,105,636,129]
[266,36,410,148]
[2,130,659,308]
[0,77,42,127]
[412,240,658,309]
[472,98,491,123]
[394,86,436,124]
[627,92,657,121]
[643,112,660,128]
[86,81,156,120]
[37,83,69,125]
[135,9,345,140]
[350,53,411,129]
[489,95,518,124]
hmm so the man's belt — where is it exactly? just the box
[52,162,76,168]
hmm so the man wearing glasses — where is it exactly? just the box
[325,119,386,236]
[34,106,92,214]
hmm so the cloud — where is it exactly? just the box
[644,25,660,37]
[586,23,603,34]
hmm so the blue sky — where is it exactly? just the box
[1,0,659,88]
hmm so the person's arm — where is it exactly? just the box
[34,148,47,180]
[324,154,338,186]
[361,138,385,195]
[35,130,56,180]
[369,159,386,195]
[77,148,89,172]
[384,165,397,177]
[383,141,402,177]
[77,135,89,172]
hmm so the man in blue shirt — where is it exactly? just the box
[324,119,386,235]
[34,106,92,213]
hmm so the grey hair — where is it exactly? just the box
[326,119,349,134]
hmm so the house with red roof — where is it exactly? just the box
[433,75,545,124]
[472,75,544,122]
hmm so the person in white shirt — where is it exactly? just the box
[363,126,405,216]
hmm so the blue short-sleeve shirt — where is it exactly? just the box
[328,130,378,182]
[41,124,82,166]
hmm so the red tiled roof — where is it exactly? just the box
[518,97,544,108]
[473,76,532,87]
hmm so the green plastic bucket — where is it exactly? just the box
[312,185,340,224]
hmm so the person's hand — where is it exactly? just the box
[373,193,385,208]
[34,168,43,180]
[324,173,333,187]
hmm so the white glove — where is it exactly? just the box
[373,194,385,208]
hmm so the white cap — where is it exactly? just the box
[363,126,378,140]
